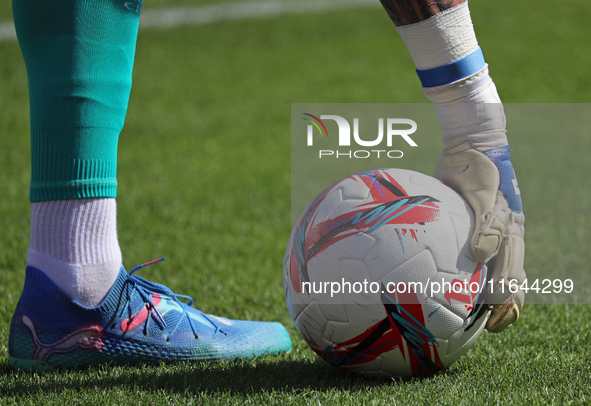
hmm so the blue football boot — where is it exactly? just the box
[9,258,291,371]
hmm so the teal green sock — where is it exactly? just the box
[12,0,142,201]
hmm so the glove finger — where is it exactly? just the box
[485,215,526,333]
[486,302,521,333]
[485,227,526,306]
[434,146,502,263]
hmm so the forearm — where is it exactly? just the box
[379,0,466,26]
[379,0,524,332]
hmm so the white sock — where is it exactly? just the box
[27,198,122,307]
[396,1,507,152]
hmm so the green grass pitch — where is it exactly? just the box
[1,0,590,404]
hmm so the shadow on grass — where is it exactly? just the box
[0,354,446,397]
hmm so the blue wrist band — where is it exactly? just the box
[416,47,486,88]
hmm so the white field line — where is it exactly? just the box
[0,0,377,41]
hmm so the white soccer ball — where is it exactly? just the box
[283,168,490,378]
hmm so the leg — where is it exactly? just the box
[16,0,136,307]
[9,0,291,371]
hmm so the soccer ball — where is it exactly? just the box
[283,168,490,378]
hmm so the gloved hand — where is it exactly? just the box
[435,142,526,333]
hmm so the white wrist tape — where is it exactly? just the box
[396,2,478,70]
[396,1,507,151]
